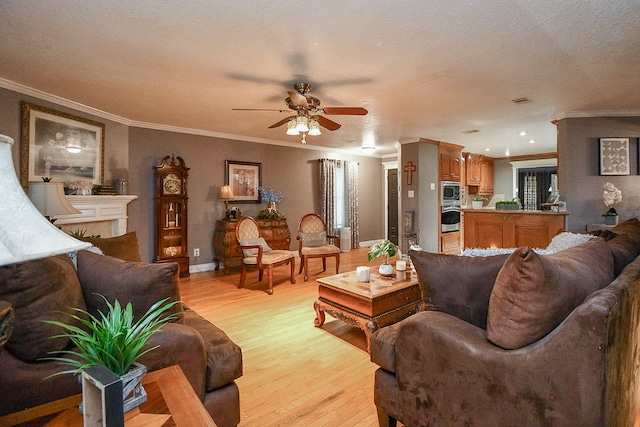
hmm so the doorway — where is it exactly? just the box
[387,169,398,245]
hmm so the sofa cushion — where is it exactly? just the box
[487,238,614,349]
[410,250,510,329]
[78,231,142,262]
[77,250,183,322]
[0,254,87,362]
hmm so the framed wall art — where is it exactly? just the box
[599,137,630,176]
[21,102,105,187]
[225,160,262,203]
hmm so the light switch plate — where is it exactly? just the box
[408,190,415,198]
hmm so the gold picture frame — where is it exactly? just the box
[21,102,105,187]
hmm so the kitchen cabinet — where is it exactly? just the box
[439,144,463,182]
[479,157,494,194]
[440,231,462,255]
[463,210,568,249]
[465,153,482,186]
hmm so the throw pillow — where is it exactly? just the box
[487,237,614,349]
[545,231,597,253]
[300,231,327,247]
[410,249,510,329]
[78,231,142,262]
[77,250,183,323]
[238,237,272,257]
[0,254,87,362]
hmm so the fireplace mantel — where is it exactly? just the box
[55,195,138,237]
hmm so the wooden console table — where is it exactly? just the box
[0,365,216,427]
[213,218,291,272]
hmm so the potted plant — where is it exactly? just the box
[368,240,397,278]
[602,182,622,226]
[43,295,179,412]
[471,195,486,209]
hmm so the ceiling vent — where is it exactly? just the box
[511,97,530,104]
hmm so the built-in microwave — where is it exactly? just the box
[441,181,461,207]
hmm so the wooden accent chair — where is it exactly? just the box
[235,216,296,295]
[297,213,341,281]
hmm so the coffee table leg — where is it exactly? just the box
[313,300,325,327]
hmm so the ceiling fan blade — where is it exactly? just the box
[268,116,295,129]
[317,116,341,131]
[287,90,308,107]
[232,108,289,113]
[322,107,368,115]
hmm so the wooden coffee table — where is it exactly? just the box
[314,270,422,350]
[0,365,216,427]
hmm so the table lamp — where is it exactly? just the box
[28,179,81,223]
[219,185,235,220]
[0,134,90,267]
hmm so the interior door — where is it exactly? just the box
[387,169,399,245]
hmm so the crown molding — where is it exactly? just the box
[0,78,383,158]
[552,110,640,122]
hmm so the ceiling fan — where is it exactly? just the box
[233,83,367,140]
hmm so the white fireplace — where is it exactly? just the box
[54,195,138,237]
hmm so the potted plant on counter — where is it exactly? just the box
[471,195,486,209]
[368,240,397,278]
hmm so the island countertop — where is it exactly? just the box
[463,209,569,249]
[462,207,570,215]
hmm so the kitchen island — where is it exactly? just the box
[463,208,569,249]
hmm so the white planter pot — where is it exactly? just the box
[378,263,393,278]
[472,201,484,209]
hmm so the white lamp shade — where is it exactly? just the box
[219,185,234,201]
[308,118,321,136]
[286,118,299,135]
[0,134,90,266]
[28,182,81,217]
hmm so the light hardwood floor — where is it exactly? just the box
[179,248,403,427]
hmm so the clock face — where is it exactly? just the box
[163,173,181,195]
[165,246,178,257]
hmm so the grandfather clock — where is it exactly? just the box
[154,154,190,277]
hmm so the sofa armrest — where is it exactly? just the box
[139,321,207,400]
[182,309,243,391]
[390,306,610,426]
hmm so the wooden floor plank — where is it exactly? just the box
[179,248,403,427]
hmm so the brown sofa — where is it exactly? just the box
[0,249,243,427]
[371,218,640,427]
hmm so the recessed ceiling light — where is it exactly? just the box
[484,148,490,152]
[505,149,510,156]
[361,145,376,151]
[519,131,527,136]
[529,139,535,144]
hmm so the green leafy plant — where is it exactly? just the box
[495,200,520,210]
[68,229,101,238]
[43,295,179,377]
[472,195,487,202]
[603,208,617,217]
[256,209,285,220]
[368,240,397,265]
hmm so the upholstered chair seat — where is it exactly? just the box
[297,213,340,281]
[236,216,295,295]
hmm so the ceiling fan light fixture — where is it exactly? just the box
[286,118,299,135]
[295,115,309,133]
[308,118,321,136]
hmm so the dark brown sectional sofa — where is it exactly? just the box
[371,218,640,427]
[0,249,243,427]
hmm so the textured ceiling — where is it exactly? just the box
[1,0,639,157]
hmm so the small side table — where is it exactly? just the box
[586,224,615,232]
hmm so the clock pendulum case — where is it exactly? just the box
[154,154,190,277]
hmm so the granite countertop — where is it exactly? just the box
[462,207,570,215]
